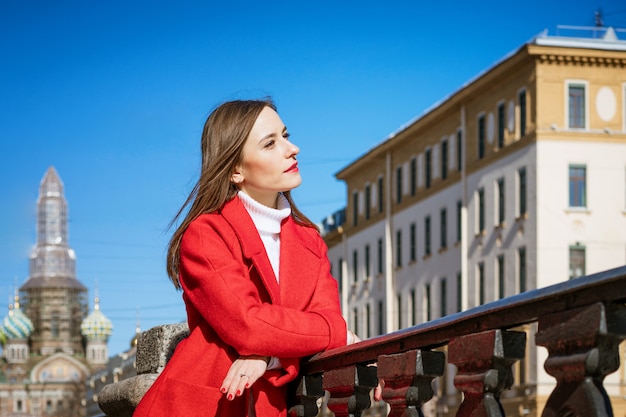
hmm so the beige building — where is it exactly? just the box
[323,27,626,416]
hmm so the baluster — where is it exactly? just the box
[324,363,379,417]
[536,302,626,417]
[378,349,445,417]
[287,374,324,417]
[449,329,526,417]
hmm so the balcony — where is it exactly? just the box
[98,265,626,416]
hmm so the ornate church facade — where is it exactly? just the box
[0,167,113,417]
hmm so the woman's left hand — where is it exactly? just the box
[220,356,269,401]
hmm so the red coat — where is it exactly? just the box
[133,197,347,417]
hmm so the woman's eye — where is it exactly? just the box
[264,140,275,148]
[283,132,291,140]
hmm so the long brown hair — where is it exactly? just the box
[166,98,316,289]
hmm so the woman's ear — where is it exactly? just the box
[231,169,243,184]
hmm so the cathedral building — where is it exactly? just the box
[0,167,113,417]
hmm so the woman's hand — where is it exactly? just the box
[348,331,384,402]
[220,356,269,400]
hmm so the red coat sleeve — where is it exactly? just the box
[179,215,346,359]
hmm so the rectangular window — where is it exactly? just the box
[352,250,358,283]
[425,148,432,188]
[456,200,462,242]
[518,247,527,293]
[378,176,384,213]
[365,304,371,339]
[377,238,383,275]
[440,208,447,249]
[478,262,485,305]
[410,222,416,262]
[353,308,359,336]
[457,130,463,171]
[424,216,431,256]
[477,188,485,233]
[478,114,486,159]
[410,289,416,326]
[337,257,343,290]
[457,272,462,312]
[396,166,403,204]
[440,278,447,317]
[378,300,384,335]
[396,229,402,267]
[497,102,505,149]
[365,184,371,220]
[365,244,371,279]
[518,167,527,216]
[519,89,527,136]
[352,191,359,226]
[410,157,417,196]
[397,294,402,329]
[569,165,587,208]
[497,255,505,299]
[568,84,585,129]
[425,284,431,321]
[497,178,505,225]
[569,245,586,279]
[441,139,448,180]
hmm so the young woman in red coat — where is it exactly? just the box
[133,99,368,416]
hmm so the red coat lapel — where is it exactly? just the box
[220,197,282,305]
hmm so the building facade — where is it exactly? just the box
[0,167,113,417]
[323,27,626,416]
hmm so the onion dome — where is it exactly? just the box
[0,327,6,346]
[2,294,34,340]
[81,297,113,342]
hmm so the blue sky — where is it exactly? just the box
[1,1,623,356]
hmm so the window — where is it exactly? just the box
[397,294,402,329]
[456,130,463,171]
[478,262,485,305]
[477,188,485,233]
[365,304,371,339]
[519,89,527,136]
[352,250,358,283]
[377,238,383,275]
[440,278,447,317]
[424,216,431,256]
[440,208,447,249]
[365,244,371,279]
[497,178,505,225]
[568,84,586,129]
[425,148,432,188]
[410,289,416,326]
[410,222,417,262]
[51,313,59,338]
[425,284,431,321]
[365,184,371,220]
[378,300,384,335]
[337,257,343,290]
[456,200,462,242]
[457,271,463,312]
[352,191,359,226]
[478,114,486,159]
[518,247,527,293]
[497,255,505,299]
[441,139,448,180]
[569,165,587,208]
[396,166,403,204]
[396,230,402,268]
[410,157,417,196]
[378,176,384,213]
[518,167,527,217]
[569,245,586,279]
[353,308,359,336]
[497,102,505,149]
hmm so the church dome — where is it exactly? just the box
[2,296,34,340]
[80,297,113,341]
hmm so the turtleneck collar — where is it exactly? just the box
[237,191,291,234]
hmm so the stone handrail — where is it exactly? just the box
[98,265,626,416]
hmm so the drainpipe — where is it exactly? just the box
[385,151,395,333]
[460,105,469,312]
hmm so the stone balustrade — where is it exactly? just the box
[98,265,626,417]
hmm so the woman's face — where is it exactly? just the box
[232,106,301,207]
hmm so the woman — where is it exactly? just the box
[133,99,360,416]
